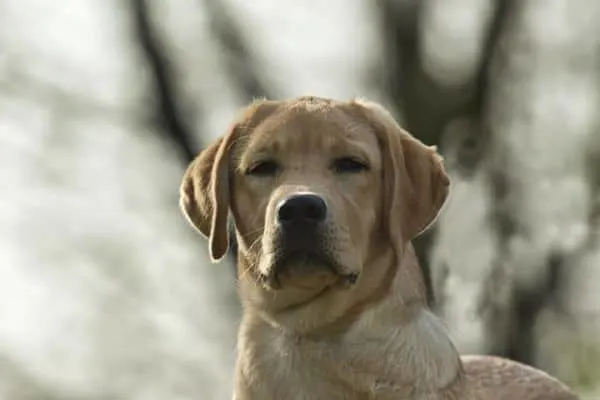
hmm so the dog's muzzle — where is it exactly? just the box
[260,192,358,288]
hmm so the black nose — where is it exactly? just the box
[276,194,327,225]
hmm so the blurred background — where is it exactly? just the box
[1,0,599,398]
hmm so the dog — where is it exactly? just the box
[179,96,578,399]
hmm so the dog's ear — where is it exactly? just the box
[179,99,279,262]
[180,134,231,262]
[350,99,450,242]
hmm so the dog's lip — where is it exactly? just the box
[271,271,360,312]
[344,272,359,285]
[258,270,281,290]
[259,250,360,290]
[277,250,335,268]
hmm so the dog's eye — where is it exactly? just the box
[246,160,280,176]
[332,157,369,174]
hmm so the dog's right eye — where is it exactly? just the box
[245,160,280,176]
[332,157,369,174]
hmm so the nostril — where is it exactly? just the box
[305,201,325,222]
[277,202,295,223]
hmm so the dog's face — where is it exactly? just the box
[180,97,449,325]
[231,102,382,292]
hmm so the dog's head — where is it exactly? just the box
[180,97,449,329]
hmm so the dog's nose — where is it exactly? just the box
[276,194,327,225]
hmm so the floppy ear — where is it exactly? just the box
[179,99,280,262]
[399,134,450,238]
[179,134,232,262]
[351,99,450,241]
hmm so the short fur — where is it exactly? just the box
[179,96,578,400]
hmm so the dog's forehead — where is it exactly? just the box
[245,106,376,155]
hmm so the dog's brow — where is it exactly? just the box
[335,135,380,166]
[336,140,370,158]
[238,144,273,172]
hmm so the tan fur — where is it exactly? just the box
[180,96,578,400]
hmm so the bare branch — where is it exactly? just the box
[200,0,272,101]
[131,0,197,163]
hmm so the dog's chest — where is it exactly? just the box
[237,311,465,400]
[252,332,427,400]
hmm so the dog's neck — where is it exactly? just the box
[332,245,463,394]
[237,245,465,398]
[301,243,430,338]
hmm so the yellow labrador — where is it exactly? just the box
[179,97,578,400]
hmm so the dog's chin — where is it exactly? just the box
[260,252,357,291]
[278,263,337,290]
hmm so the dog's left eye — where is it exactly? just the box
[332,157,369,174]
[245,160,280,176]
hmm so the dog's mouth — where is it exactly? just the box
[261,250,358,290]
[278,250,335,270]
